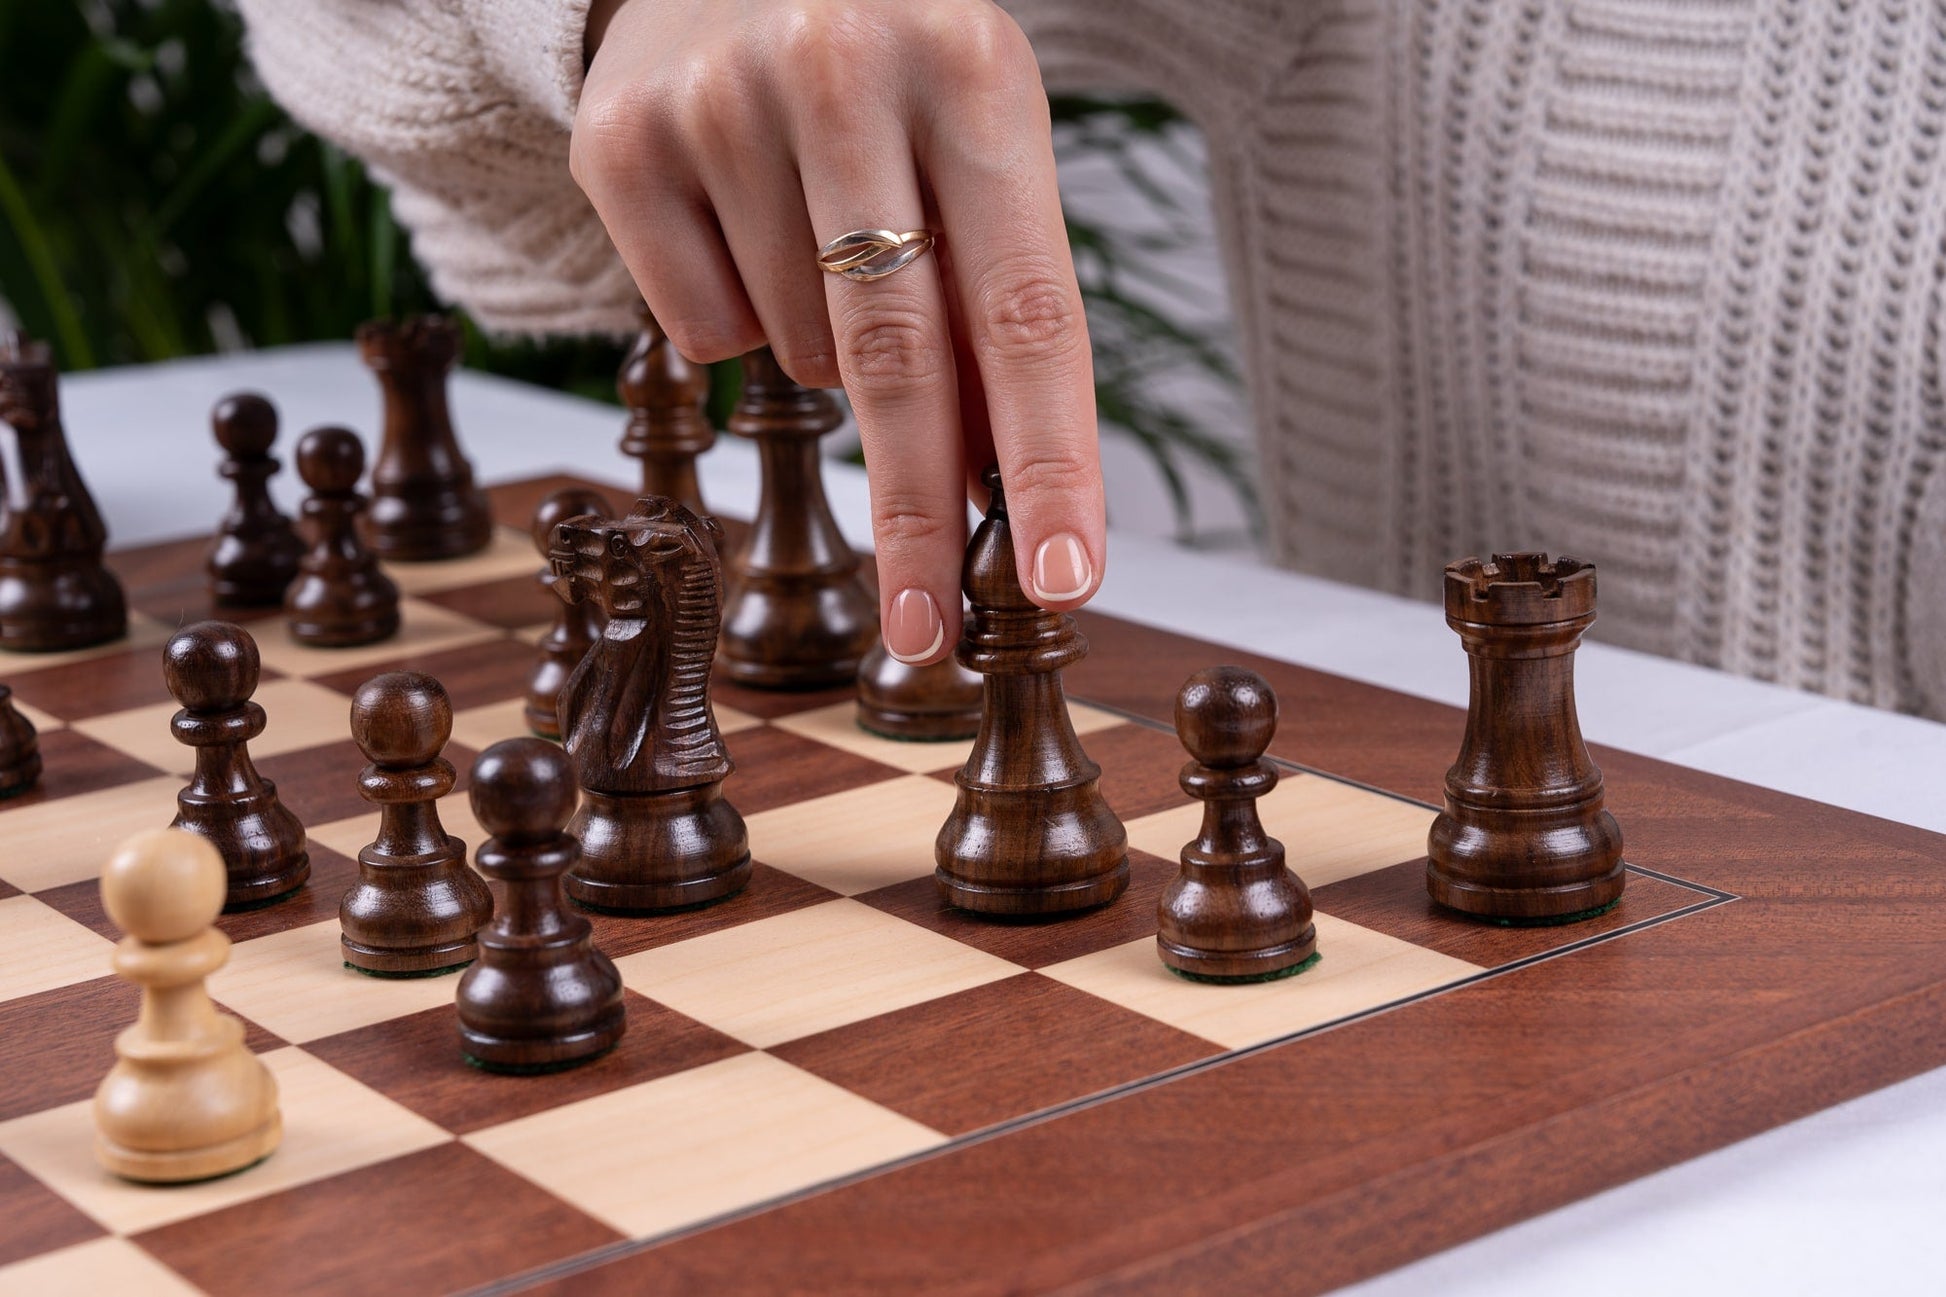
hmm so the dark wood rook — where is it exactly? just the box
[457,737,626,1072]
[164,621,309,908]
[618,305,713,515]
[357,315,493,561]
[205,392,302,607]
[553,496,750,911]
[0,684,41,797]
[339,671,492,974]
[525,487,613,739]
[935,468,1128,915]
[1427,552,1625,922]
[0,332,127,651]
[1157,666,1316,980]
[718,349,877,688]
[285,427,400,647]
[855,642,982,741]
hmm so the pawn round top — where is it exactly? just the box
[1176,666,1278,768]
[470,737,577,842]
[532,487,614,556]
[211,392,278,458]
[101,828,226,944]
[164,620,260,712]
[350,671,452,767]
[295,426,366,493]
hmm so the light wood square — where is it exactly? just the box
[0,776,181,893]
[1125,772,1437,889]
[0,612,172,678]
[0,896,117,1000]
[770,699,1125,775]
[72,680,356,780]
[0,1237,204,1296]
[382,526,537,595]
[11,696,62,732]
[465,1051,943,1238]
[250,598,499,679]
[615,899,1021,1048]
[0,1047,448,1236]
[512,622,551,647]
[1041,913,1483,1050]
[211,920,471,1043]
[743,774,956,896]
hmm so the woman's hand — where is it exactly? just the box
[573,0,1105,664]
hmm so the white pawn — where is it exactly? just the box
[94,829,281,1182]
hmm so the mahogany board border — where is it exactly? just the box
[451,477,1946,1294]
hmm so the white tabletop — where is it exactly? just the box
[51,346,1946,1295]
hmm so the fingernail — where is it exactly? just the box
[1031,533,1094,603]
[886,588,945,663]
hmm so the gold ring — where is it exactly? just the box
[817,228,936,282]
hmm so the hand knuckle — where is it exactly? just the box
[839,311,947,392]
[570,90,662,188]
[662,316,758,364]
[870,498,955,551]
[772,338,841,388]
[929,6,1037,93]
[976,265,1084,361]
[1003,447,1095,500]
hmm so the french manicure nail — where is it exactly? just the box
[886,588,945,663]
[1031,533,1094,603]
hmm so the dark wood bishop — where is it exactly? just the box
[553,496,750,911]
[718,349,877,688]
[339,671,492,974]
[164,622,309,908]
[285,427,400,647]
[1157,667,1317,981]
[0,683,42,797]
[525,487,613,739]
[457,738,626,1073]
[0,332,127,651]
[618,304,713,515]
[205,392,302,607]
[356,315,493,560]
[1427,552,1625,922]
[935,468,1128,915]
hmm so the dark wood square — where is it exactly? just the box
[855,848,1179,968]
[1072,719,1194,820]
[9,645,271,722]
[1312,860,1718,966]
[419,572,557,628]
[723,724,903,815]
[250,739,378,826]
[133,1142,622,1297]
[113,537,286,629]
[304,990,749,1135]
[579,863,841,959]
[0,728,167,807]
[0,977,282,1123]
[0,1154,102,1266]
[311,637,531,711]
[38,842,361,945]
[770,973,1219,1135]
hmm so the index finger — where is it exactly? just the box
[915,10,1106,610]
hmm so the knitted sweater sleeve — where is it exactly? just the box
[234,0,641,335]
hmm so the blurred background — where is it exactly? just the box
[0,0,1257,552]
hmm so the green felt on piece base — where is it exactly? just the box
[462,1044,618,1077]
[1169,949,1323,986]
[1484,896,1623,928]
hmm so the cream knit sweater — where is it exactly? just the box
[236,0,1946,718]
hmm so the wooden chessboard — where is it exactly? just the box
[1,474,1942,1296]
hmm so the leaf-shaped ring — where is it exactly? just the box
[816,229,937,282]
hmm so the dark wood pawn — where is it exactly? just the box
[618,305,713,515]
[457,738,626,1072]
[1427,552,1625,922]
[717,349,877,688]
[163,622,309,907]
[855,642,981,741]
[525,487,613,739]
[0,684,41,797]
[0,332,127,651]
[339,671,492,974]
[935,468,1128,916]
[356,316,493,560]
[553,497,750,912]
[1157,667,1316,981]
[205,392,303,607]
[285,427,400,647]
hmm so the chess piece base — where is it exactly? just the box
[1427,806,1627,921]
[97,1110,282,1185]
[460,1008,627,1074]
[365,488,493,562]
[1157,925,1318,979]
[172,788,310,909]
[0,751,41,797]
[566,787,751,912]
[209,574,293,608]
[340,935,476,976]
[285,596,400,648]
[934,859,1129,917]
[855,646,981,741]
[0,563,127,651]
[339,834,491,975]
